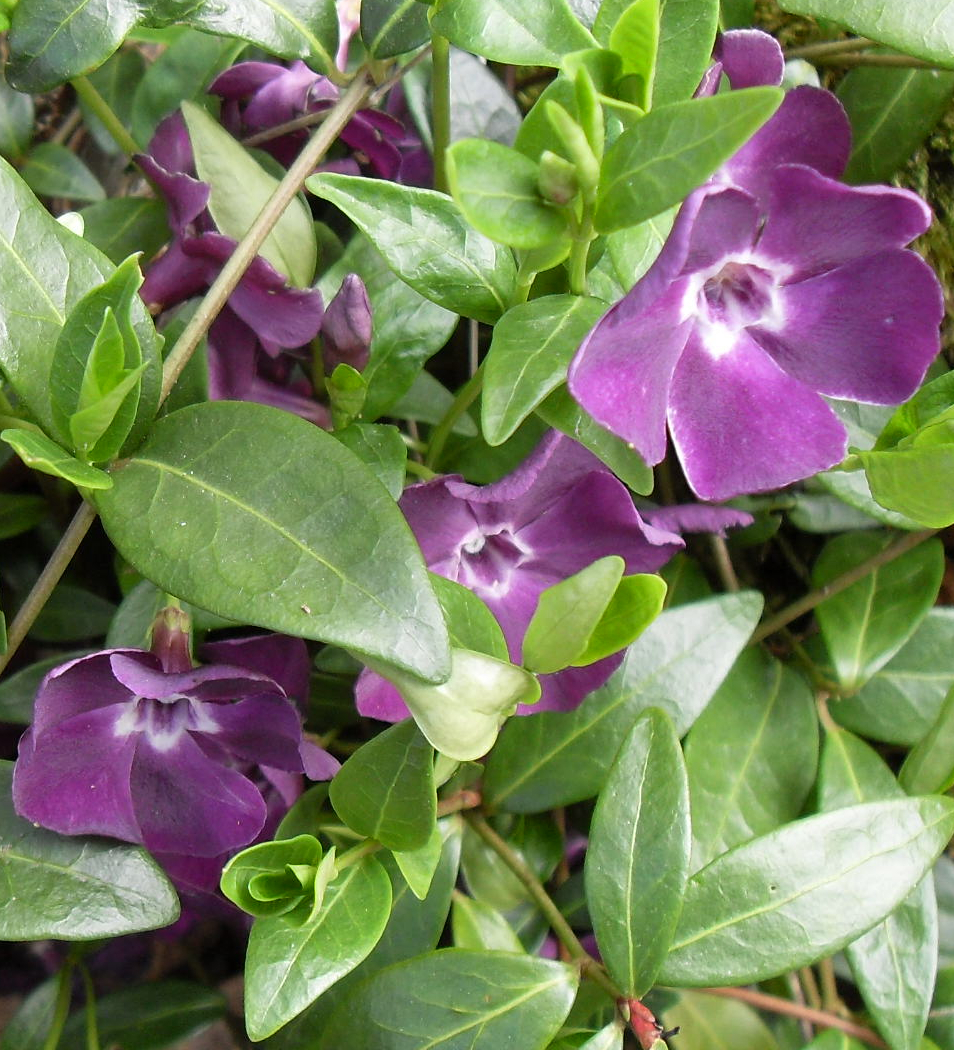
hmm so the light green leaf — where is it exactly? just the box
[94,401,450,682]
[393,822,444,901]
[452,894,524,952]
[659,796,954,986]
[663,991,779,1050]
[586,708,690,996]
[182,101,316,287]
[1,429,113,490]
[901,686,954,795]
[608,0,659,110]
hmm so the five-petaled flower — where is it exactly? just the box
[568,30,944,501]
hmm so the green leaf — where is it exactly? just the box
[94,401,451,682]
[307,172,517,323]
[576,1023,626,1050]
[447,138,569,249]
[663,991,779,1050]
[831,610,954,745]
[317,949,578,1049]
[482,294,607,446]
[659,796,954,986]
[220,835,325,919]
[575,572,667,666]
[1,429,113,490]
[595,88,782,232]
[536,385,653,494]
[182,100,316,287]
[20,142,104,202]
[79,198,171,267]
[393,822,444,900]
[685,648,818,871]
[483,591,762,812]
[608,0,659,110]
[0,68,33,161]
[860,443,954,528]
[429,0,595,67]
[838,66,954,184]
[929,967,954,1048]
[901,686,954,795]
[452,893,524,952]
[813,532,944,691]
[433,575,509,661]
[0,761,179,939]
[586,708,690,996]
[778,0,954,68]
[820,727,938,1050]
[80,48,145,155]
[448,48,523,145]
[0,977,58,1050]
[0,492,47,540]
[374,647,540,761]
[361,0,429,57]
[330,719,437,851]
[333,423,407,500]
[244,854,392,1041]
[59,981,226,1050]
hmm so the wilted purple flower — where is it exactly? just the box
[12,619,337,894]
[568,31,943,501]
[357,431,684,717]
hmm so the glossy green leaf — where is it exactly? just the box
[595,88,782,232]
[244,854,392,1041]
[860,443,954,528]
[79,198,171,268]
[663,991,778,1050]
[375,647,540,761]
[221,835,325,919]
[330,719,436,851]
[482,294,607,446]
[813,532,944,691]
[433,576,509,661]
[901,686,954,795]
[685,648,818,871]
[0,69,33,160]
[361,0,429,57]
[839,67,954,183]
[586,708,690,995]
[59,981,226,1050]
[182,101,316,287]
[393,821,444,900]
[307,172,517,323]
[778,0,954,67]
[449,48,523,146]
[576,1023,625,1050]
[452,893,524,952]
[318,949,578,1049]
[659,796,954,986]
[447,138,569,249]
[333,423,407,500]
[430,0,595,67]
[483,591,762,811]
[608,0,659,110]
[820,727,938,1050]
[318,233,457,421]
[833,609,954,745]
[0,761,179,939]
[21,142,104,202]
[94,401,450,682]
[1,429,113,490]
[536,385,653,494]
[575,572,667,666]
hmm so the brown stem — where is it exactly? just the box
[749,529,937,645]
[700,987,887,1048]
[785,37,873,59]
[810,53,939,68]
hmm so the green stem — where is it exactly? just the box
[79,964,100,1050]
[784,37,873,59]
[404,458,437,481]
[431,32,451,194]
[809,53,939,68]
[424,361,484,472]
[566,200,594,296]
[749,528,937,645]
[464,812,622,1000]
[42,959,75,1050]
[71,76,140,156]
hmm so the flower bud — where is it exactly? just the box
[537,150,579,206]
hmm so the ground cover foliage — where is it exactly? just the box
[1,1,954,1048]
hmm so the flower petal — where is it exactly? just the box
[715,29,785,89]
[678,186,760,274]
[642,503,754,535]
[757,164,932,278]
[669,329,848,500]
[759,249,943,403]
[355,670,411,721]
[209,695,306,770]
[30,650,138,733]
[202,634,311,707]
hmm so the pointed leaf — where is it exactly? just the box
[244,855,392,1041]
[586,708,690,996]
[393,822,443,900]
[21,142,104,202]
[1,429,113,490]
[94,401,450,682]
[659,796,954,986]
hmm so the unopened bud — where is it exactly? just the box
[538,151,579,206]
[321,273,373,374]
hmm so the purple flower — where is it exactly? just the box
[12,624,337,895]
[356,431,683,717]
[568,31,943,501]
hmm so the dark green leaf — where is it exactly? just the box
[94,401,451,682]
[813,532,944,691]
[389,370,478,436]
[0,492,47,540]
[0,761,179,939]
[361,0,429,57]
[317,949,578,1049]
[333,423,407,500]
[30,583,115,643]
[430,0,595,67]
[0,977,58,1050]
[1,429,113,490]
[482,591,762,812]
[482,294,607,446]
[80,198,171,267]
[0,68,33,160]
[659,796,954,986]
[839,66,954,184]
[330,719,437,851]
[901,685,954,795]
[307,172,517,323]
[244,854,392,1040]
[452,893,524,951]
[586,708,690,996]
[685,648,818,870]
[21,142,104,202]
[461,814,562,913]
[595,88,782,232]
[778,0,954,67]
[929,966,954,1047]
[80,48,145,154]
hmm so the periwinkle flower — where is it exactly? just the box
[357,431,684,718]
[12,616,337,895]
[568,31,943,501]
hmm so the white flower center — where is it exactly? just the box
[456,525,533,599]
[114,694,220,752]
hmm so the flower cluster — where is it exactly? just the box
[568,31,944,501]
